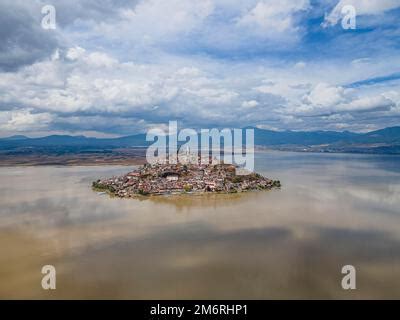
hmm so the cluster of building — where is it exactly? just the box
[92,158,280,197]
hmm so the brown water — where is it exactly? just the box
[1,151,400,299]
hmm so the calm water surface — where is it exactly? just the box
[1,151,400,299]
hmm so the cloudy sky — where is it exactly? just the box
[0,0,400,137]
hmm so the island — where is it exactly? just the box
[92,161,281,197]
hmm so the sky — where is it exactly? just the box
[0,0,400,137]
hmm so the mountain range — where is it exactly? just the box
[1,126,400,155]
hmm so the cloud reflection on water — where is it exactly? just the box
[0,152,400,298]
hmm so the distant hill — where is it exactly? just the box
[0,126,399,155]
[252,127,360,146]
[358,126,400,144]
[1,135,29,141]
[0,133,149,149]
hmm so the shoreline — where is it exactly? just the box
[1,149,399,167]
[0,156,146,167]
[93,185,279,198]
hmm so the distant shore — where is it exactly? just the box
[0,149,147,167]
[2,146,400,167]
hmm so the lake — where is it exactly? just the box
[1,151,400,299]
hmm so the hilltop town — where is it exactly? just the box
[92,158,281,197]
